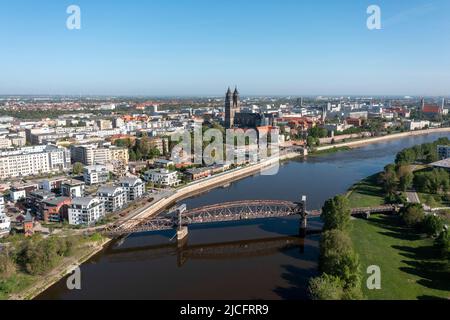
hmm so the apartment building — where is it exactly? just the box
[97,185,127,212]
[61,179,85,198]
[143,169,180,187]
[119,177,145,201]
[0,145,71,180]
[68,197,105,226]
[83,165,109,185]
[71,144,129,166]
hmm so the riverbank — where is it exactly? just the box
[316,127,450,152]
[122,128,450,227]
[122,152,301,228]
[346,173,450,300]
[7,237,111,300]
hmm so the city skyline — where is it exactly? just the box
[1,0,449,96]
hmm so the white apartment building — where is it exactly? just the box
[97,185,127,213]
[68,197,105,226]
[0,196,10,236]
[119,177,145,201]
[143,169,180,187]
[83,165,109,185]
[61,179,85,198]
[405,120,430,131]
[0,145,71,180]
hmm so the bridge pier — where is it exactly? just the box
[298,195,307,238]
[177,226,189,247]
[299,214,307,238]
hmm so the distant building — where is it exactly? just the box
[119,177,145,201]
[9,188,27,202]
[0,196,10,236]
[39,178,67,193]
[61,179,85,198]
[68,197,105,226]
[23,210,34,237]
[0,145,71,180]
[224,87,240,129]
[40,197,72,222]
[83,165,109,185]
[96,119,113,130]
[97,185,127,213]
[143,169,180,187]
[71,144,129,166]
[404,120,430,131]
[422,99,448,116]
[153,159,175,168]
[185,168,212,181]
[437,145,450,160]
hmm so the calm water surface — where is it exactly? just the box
[37,133,449,300]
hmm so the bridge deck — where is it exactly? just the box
[105,201,400,236]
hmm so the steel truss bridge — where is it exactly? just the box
[104,200,400,237]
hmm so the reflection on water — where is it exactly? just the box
[37,133,450,300]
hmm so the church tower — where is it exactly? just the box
[225,86,240,128]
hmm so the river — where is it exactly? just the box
[37,132,449,300]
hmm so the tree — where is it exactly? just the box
[72,162,84,175]
[308,274,344,300]
[379,164,398,195]
[136,134,151,159]
[434,230,449,258]
[402,204,425,227]
[422,215,444,237]
[0,249,16,277]
[321,195,351,231]
[398,167,413,192]
[319,230,361,289]
[129,149,137,162]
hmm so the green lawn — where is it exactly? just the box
[0,274,35,300]
[347,174,385,208]
[350,215,450,300]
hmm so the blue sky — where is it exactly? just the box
[0,0,449,96]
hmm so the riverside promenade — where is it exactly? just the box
[316,127,450,151]
[119,152,300,230]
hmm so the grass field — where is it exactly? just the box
[347,174,385,208]
[350,215,450,300]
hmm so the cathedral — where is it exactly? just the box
[224,87,275,129]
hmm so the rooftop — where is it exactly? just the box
[430,158,450,169]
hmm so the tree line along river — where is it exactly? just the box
[37,132,450,300]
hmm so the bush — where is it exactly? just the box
[422,215,444,237]
[0,250,16,277]
[434,230,449,258]
[308,274,344,300]
[402,204,425,227]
